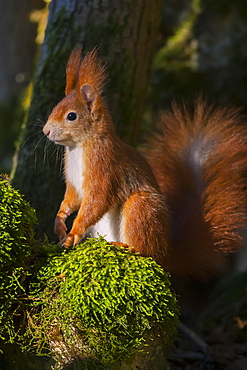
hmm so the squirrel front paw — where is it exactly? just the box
[60,233,74,248]
[60,233,82,248]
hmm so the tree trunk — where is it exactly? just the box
[12,0,163,240]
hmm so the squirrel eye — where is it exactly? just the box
[66,112,77,121]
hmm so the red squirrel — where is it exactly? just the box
[43,46,247,280]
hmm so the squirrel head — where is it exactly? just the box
[43,46,109,147]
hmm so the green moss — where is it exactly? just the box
[0,175,37,342]
[0,178,179,367]
[27,238,179,367]
[0,176,59,346]
[0,175,37,265]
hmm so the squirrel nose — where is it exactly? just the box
[43,127,50,136]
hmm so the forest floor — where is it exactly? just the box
[169,271,247,370]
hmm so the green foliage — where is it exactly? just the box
[150,0,247,112]
[155,0,200,71]
[0,175,37,342]
[149,0,203,113]
[28,238,179,367]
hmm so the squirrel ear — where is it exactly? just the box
[65,45,82,96]
[81,84,96,114]
[78,48,106,97]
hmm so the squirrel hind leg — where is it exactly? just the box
[120,191,171,266]
[110,241,133,250]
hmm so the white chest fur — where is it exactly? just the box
[89,206,120,242]
[65,146,84,199]
[65,146,121,242]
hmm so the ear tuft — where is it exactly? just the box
[81,84,96,113]
[65,44,82,96]
[78,47,107,96]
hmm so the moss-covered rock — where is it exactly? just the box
[27,238,179,368]
[0,177,179,369]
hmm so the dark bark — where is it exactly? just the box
[12,0,163,240]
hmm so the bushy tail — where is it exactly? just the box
[145,99,247,280]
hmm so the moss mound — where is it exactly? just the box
[0,175,37,342]
[28,238,179,367]
[0,177,179,368]
[0,175,37,268]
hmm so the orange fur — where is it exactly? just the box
[65,45,82,96]
[43,48,247,280]
[145,100,247,278]
[77,47,107,96]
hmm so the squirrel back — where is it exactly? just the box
[145,100,247,279]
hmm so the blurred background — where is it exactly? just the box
[0,0,48,173]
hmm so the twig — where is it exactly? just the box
[178,321,209,352]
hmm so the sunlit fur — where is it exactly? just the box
[43,48,247,280]
[145,99,247,278]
